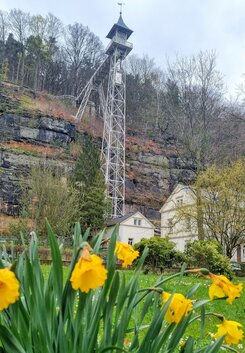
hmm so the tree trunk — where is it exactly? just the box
[226,247,233,259]
[196,187,205,240]
[16,54,21,83]
[20,51,25,87]
[34,60,39,91]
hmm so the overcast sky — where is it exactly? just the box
[1,0,245,96]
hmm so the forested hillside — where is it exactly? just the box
[0,8,244,232]
[1,9,244,169]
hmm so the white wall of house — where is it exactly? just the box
[241,245,245,262]
[105,212,155,245]
[160,184,198,252]
[231,245,245,262]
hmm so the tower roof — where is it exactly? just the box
[106,15,133,39]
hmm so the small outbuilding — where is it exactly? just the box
[105,211,155,245]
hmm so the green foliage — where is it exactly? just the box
[194,159,245,258]
[74,137,108,232]
[0,60,8,81]
[21,166,79,238]
[9,211,29,242]
[240,262,245,276]
[184,240,233,277]
[134,237,185,272]
[0,223,235,353]
[74,137,101,185]
[78,171,108,231]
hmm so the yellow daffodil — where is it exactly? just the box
[214,319,244,345]
[161,292,193,324]
[0,268,20,310]
[70,248,107,293]
[208,274,243,304]
[115,241,139,268]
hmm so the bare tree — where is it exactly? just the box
[64,23,103,96]
[8,9,30,84]
[0,10,9,43]
[8,9,30,43]
[29,14,47,41]
[162,51,225,172]
[127,54,157,83]
[46,13,63,40]
[126,54,163,130]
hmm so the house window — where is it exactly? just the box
[128,238,133,246]
[176,197,183,206]
[133,219,142,226]
[168,218,173,234]
[186,218,191,232]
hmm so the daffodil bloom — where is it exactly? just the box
[209,274,243,304]
[214,319,244,345]
[115,241,139,268]
[161,292,193,324]
[70,249,107,293]
[0,268,20,310]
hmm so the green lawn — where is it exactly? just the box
[42,265,245,350]
[123,271,245,348]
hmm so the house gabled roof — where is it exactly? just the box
[160,183,195,213]
[107,211,155,228]
[107,212,136,226]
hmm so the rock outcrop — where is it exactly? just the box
[0,111,75,216]
[0,105,195,222]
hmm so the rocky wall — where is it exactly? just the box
[0,111,195,221]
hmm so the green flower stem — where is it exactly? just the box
[137,287,163,294]
[189,312,217,325]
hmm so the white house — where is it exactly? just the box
[160,183,197,252]
[160,183,245,262]
[105,211,155,245]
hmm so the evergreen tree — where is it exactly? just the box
[74,137,108,232]
[5,33,22,81]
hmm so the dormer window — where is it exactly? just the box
[133,218,141,226]
[176,197,183,206]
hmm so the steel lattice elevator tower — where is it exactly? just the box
[75,14,133,218]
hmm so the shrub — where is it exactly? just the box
[184,240,233,277]
[21,166,79,239]
[239,262,245,277]
[8,211,30,242]
[134,237,185,272]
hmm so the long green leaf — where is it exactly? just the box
[0,325,26,353]
[46,220,63,302]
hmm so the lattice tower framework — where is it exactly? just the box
[75,15,133,218]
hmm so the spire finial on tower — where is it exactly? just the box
[117,2,125,15]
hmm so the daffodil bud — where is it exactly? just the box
[199,268,210,275]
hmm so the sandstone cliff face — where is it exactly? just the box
[0,111,195,222]
[125,142,195,219]
[0,112,75,216]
